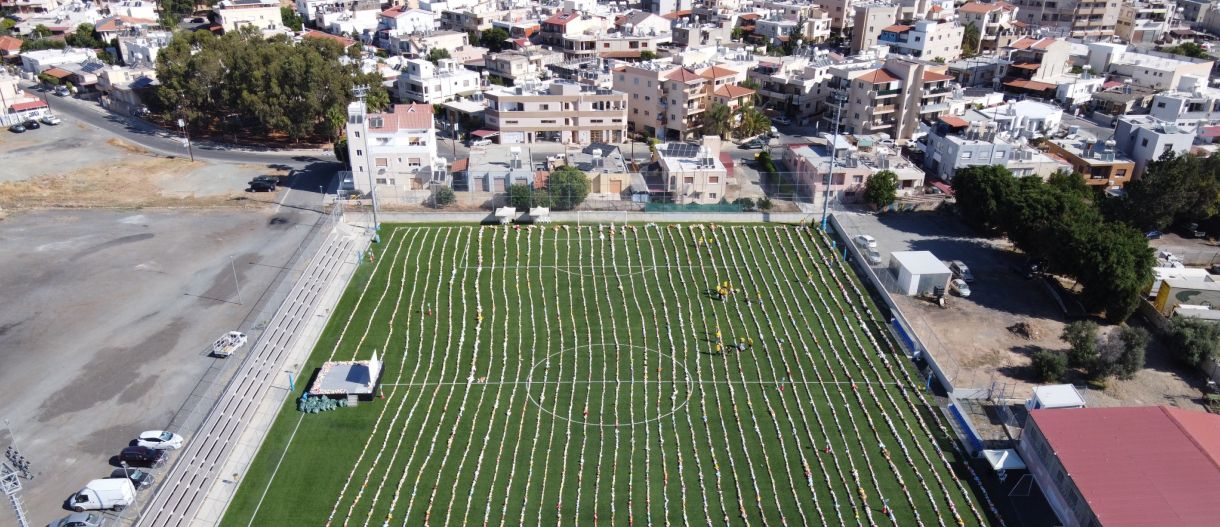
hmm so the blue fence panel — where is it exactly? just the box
[949,403,984,453]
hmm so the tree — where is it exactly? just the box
[1160,42,1211,59]
[480,28,510,52]
[426,47,451,64]
[701,103,734,139]
[733,197,756,211]
[32,24,51,38]
[37,72,61,86]
[1105,152,1220,230]
[757,197,774,211]
[1115,326,1149,379]
[546,166,590,210]
[0,19,16,37]
[507,183,534,211]
[864,170,898,208]
[1061,320,1099,369]
[22,39,66,52]
[737,107,771,139]
[962,23,981,57]
[1167,317,1220,367]
[65,23,102,48]
[333,137,350,167]
[951,165,1017,231]
[281,7,304,32]
[1046,170,1091,199]
[433,186,456,207]
[739,78,760,90]
[731,27,745,41]
[154,29,376,142]
[1031,349,1068,383]
[639,50,657,60]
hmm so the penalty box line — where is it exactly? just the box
[382,380,906,387]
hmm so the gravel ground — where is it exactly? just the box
[0,208,318,525]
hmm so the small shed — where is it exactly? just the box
[1026,384,1087,411]
[528,207,552,223]
[888,251,952,296]
[981,449,1026,472]
[495,206,517,224]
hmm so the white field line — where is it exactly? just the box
[245,413,305,527]
[380,379,907,386]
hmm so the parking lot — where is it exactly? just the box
[833,207,1205,409]
[0,208,322,525]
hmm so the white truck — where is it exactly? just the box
[68,478,136,512]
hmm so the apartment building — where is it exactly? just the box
[783,136,926,205]
[484,80,628,144]
[877,19,965,62]
[749,49,842,124]
[755,9,833,45]
[117,29,171,66]
[305,0,380,36]
[104,0,157,19]
[1000,36,1071,96]
[484,49,564,84]
[386,30,468,57]
[1114,115,1197,176]
[653,137,728,204]
[1045,137,1135,188]
[642,0,693,16]
[850,2,900,54]
[396,58,483,103]
[215,0,284,34]
[924,115,1069,181]
[1115,0,1174,43]
[1086,42,1214,91]
[345,101,443,196]
[539,10,610,47]
[616,61,761,140]
[561,27,673,60]
[1006,0,1120,37]
[827,57,955,142]
[956,1,1023,52]
[813,0,855,30]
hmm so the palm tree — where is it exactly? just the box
[738,107,771,138]
[701,103,734,139]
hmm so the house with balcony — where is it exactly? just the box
[539,10,609,47]
[1115,0,1173,43]
[345,100,445,200]
[1008,0,1120,37]
[653,137,728,204]
[215,0,285,35]
[924,114,1070,181]
[783,135,926,206]
[484,80,628,144]
[1000,36,1071,97]
[484,48,564,85]
[877,20,965,62]
[746,48,839,125]
[956,1,1023,52]
[1045,137,1135,189]
[828,57,956,143]
[395,58,483,104]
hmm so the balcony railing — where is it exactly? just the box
[873,105,896,114]
[877,89,901,96]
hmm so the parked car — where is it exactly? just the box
[1180,222,1207,239]
[949,260,974,282]
[854,234,877,250]
[768,126,779,137]
[248,176,277,192]
[468,138,492,147]
[740,138,765,149]
[136,430,184,450]
[68,479,135,512]
[54,85,70,97]
[51,511,105,527]
[8,123,25,133]
[118,446,166,467]
[109,467,155,490]
[771,116,792,126]
[41,114,62,125]
[23,119,40,130]
[951,278,971,297]
[865,249,882,265]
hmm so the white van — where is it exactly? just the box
[69,478,136,512]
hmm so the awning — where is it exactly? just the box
[9,100,48,112]
[982,449,1026,472]
[42,67,72,79]
[931,180,955,196]
[938,115,969,128]
[1201,126,1220,138]
[1004,79,1056,91]
[471,129,499,138]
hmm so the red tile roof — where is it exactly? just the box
[1010,36,1057,50]
[856,68,899,84]
[543,10,579,26]
[1011,62,1041,70]
[664,67,704,83]
[739,13,762,20]
[923,71,954,82]
[713,84,755,98]
[959,1,1014,14]
[1004,78,1056,91]
[0,35,22,52]
[661,9,692,20]
[1031,407,1220,527]
[698,65,739,79]
[42,67,72,79]
[367,103,434,132]
[94,15,157,33]
[938,115,969,127]
[450,158,468,172]
[9,100,48,112]
[880,24,911,33]
[303,30,356,48]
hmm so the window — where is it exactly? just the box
[709,177,719,183]
[634,78,639,85]
[1116,169,1127,178]
[354,131,360,137]
[1141,138,1149,147]
[356,149,363,156]
[408,158,421,167]
[375,158,388,166]
[684,176,695,184]
[541,104,549,110]
[709,193,717,199]
[852,175,863,184]
[962,151,972,159]
[376,178,388,184]
[996,152,1006,160]
[541,119,557,124]
[603,43,610,48]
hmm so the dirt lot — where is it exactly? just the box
[0,123,285,211]
[836,209,1207,410]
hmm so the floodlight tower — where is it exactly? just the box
[820,90,847,231]
[352,85,381,232]
[1,463,29,527]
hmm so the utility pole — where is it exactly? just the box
[821,91,846,231]
[177,117,194,162]
[352,85,380,231]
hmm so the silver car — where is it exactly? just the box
[52,512,104,527]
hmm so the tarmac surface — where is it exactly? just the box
[0,208,319,526]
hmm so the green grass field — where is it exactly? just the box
[221,224,995,526]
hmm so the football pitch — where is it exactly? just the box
[221,224,995,526]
